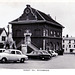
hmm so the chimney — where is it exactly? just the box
[26,4,30,7]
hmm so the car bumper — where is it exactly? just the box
[25,56,28,60]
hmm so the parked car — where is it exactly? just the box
[0,49,6,53]
[0,49,28,63]
[26,50,52,60]
[48,50,58,57]
[55,49,64,55]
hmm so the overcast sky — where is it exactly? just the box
[0,1,75,37]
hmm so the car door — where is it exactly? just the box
[16,51,22,61]
[8,51,17,61]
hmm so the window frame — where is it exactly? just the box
[16,51,21,55]
[11,51,15,54]
[69,45,71,48]
[2,36,6,41]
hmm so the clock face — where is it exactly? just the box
[25,8,30,14]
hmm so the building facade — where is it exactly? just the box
[62,35,75,53]
[9,5,64,52]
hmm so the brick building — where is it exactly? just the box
[9,5,64,53]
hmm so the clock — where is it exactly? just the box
[25,8,30,14]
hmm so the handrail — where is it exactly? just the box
[28,44,38,51]
[16,39,39,50]
[17,39,24,48]
[31,41,39,50]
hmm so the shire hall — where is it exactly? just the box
[9,5,64,53]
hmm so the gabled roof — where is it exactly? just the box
[0,28,7,35]
[9,5,64,28]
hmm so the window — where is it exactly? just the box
[2,36,6,41]
[54,31,56,37]
[69,45,71,48]
[51,31,53,35]
[11,51,15,54]
[43,29,48,36]
[63,45,65,48]
[63,40,65,43]
[43,30,45,36]
[57,32,59,35]
[45,29,48,36]
[60,33,61,37]
[16,30,21,37]
[35,29,40,36]
[16,51,21,55]
[74,45,75,48]
[69,40,71,43]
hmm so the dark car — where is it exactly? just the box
[55,49,64,55]
[26,50,52,60]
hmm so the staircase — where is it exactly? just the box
[16,40,24,48]
[28,43,39,51]
[16,39,39,51]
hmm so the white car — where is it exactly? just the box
[49,50,58,57]
[0,49,28,63]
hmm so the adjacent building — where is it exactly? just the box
[9,5,64,53]
[62,35,75,53]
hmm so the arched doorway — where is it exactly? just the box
[50,42,54,50]
[54,43,56,50]
[24,30,32,45]
[56,42,59,50]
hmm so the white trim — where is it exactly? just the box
[36,10,46,21]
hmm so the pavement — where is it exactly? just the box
[0,54,75,69]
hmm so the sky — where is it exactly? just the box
[0,0,75,37]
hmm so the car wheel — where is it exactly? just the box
[1,58,7,63]
[20,58,25,63]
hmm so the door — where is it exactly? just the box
[16,51,22,61]
[26,35,31,44]
[8,51,17,61]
